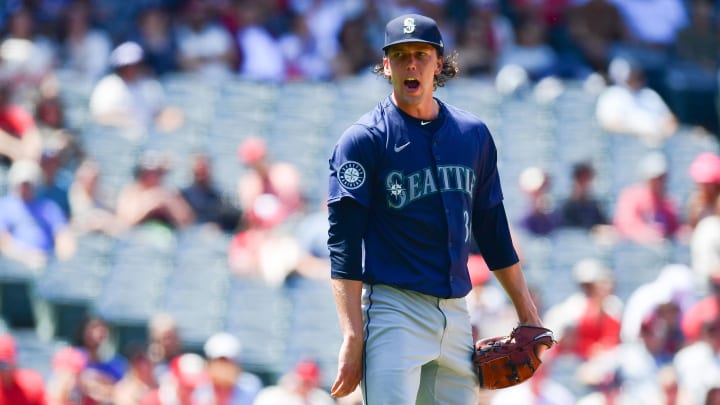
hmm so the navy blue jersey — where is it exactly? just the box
[328,95,506,298]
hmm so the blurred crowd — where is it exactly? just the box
[1,0,720,404]
[0,0,717,128]
[0,314,356,404]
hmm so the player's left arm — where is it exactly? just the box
[471,202,543,328]
[492,263,543,328]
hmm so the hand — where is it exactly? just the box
[22,250,47,269]
[330,335,364,398]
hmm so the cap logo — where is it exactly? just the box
[403,17,415,34]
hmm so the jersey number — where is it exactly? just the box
[464,210,470,244]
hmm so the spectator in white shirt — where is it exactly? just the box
[595,57,677,145]
[89,41,182,136]
[174,0,237,82]
[56,2,112,91]
[235,1,286,82]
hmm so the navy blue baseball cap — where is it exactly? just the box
[383,14,444,55]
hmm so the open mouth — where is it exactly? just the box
[404,78,420,91]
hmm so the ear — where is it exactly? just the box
[383,56,391,77]
[435,56,443,75]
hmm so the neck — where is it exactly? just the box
[392,94,439,120]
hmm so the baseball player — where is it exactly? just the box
[327,14,547,404]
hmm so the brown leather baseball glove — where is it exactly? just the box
[473,325,556,390]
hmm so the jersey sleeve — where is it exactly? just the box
[328,124,378,207]
[472,202,519,270]
[328,197,368,280]
[473,125,503,210]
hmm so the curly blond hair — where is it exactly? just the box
[371,50,459,89]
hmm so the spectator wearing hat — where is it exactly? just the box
[0,334,45,405]
[228,136,304,280]
[236,136,303,229]
[620,264,695,351]
[193,332,263,405]
[140,353,207,405]
[613,151,681,244]
[89,41,183,135]
[0,159,76,269]
[518,166,557,236]
[532,258,623,397]
[115,150,195,231]
[543,258,623,361]
[595,57,678,146]
[686,152,720,229]
[253,358,334,405]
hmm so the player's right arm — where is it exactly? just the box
[327,121,377,397]
[328,197,368,398]
[330,278,364,398]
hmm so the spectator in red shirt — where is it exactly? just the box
[139,353,206,405]
[0,334,45,405]
[682,272,720,343]
[0,83,42,165]
[686,152,720,229]
[236,136,303,229]
[543,258,623,360]
[45,346,89,405]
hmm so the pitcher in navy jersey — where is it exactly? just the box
[327,14,547,404]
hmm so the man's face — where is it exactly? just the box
[648,174,667,195]
[207,358,240,388]
[192,156,210,183]
[17,182,34,202]
[383,42,442,108]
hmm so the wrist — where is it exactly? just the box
[343,332,364,343]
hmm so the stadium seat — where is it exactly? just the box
[224,274,290,381]
[0,256,44,329]
[282,276,341,389]
[34,233,114,341]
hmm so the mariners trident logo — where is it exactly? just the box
[338,161,365,190]
[403,17,415,34]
